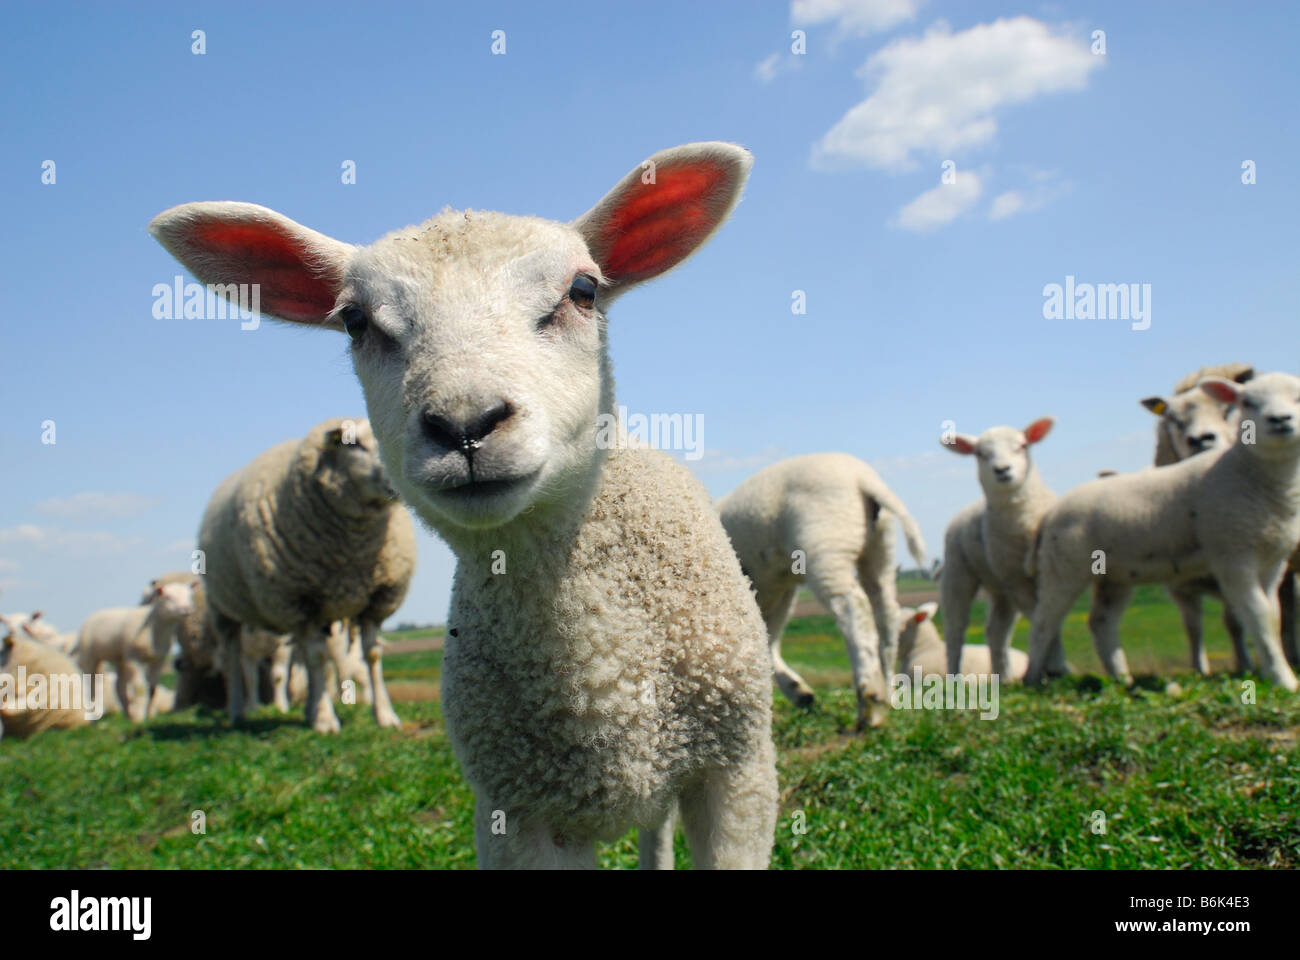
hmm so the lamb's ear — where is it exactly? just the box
[942,434,978,455]
[573,142,753,302]
[1233,367,1256,384]
[1023,417,1054,444]
[148,202,352,326]
[1140,396,1168,416]
[916,602,938,623]
[1200,377,1240,405]
[30,611,42,622]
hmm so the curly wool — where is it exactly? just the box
[441,444,774,842]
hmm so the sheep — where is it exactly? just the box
[1,633,95,739]
[938,418,1067,681]
[1142,364,1300,671]
[0,611,65,650]
[150,141,778,869]
[894,602,1029,680]
[143,572,227,709]
[76,582,196,722]
[100,670,175,715]
[192,417,414,733]
[717,452,927,729]
[1024,372,1300,692]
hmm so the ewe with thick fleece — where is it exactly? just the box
[718,452,926,728]
[894,603,1029,680]
[194,418,413,733]
[939,418,1065,681]
[77,582,195,722]
[151,142,777,870]
[1025,373,1300,691]
[0,634,93,740]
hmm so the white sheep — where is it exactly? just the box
[150,141,778,869]
[142,572,226,709]
[939,418,1066,681]
[76,582,196,722]
[0,611,65,651]
[1,633,94,739]
[1024,372,1300,692]
[191,417,414,733]
[717,452,927,729]
[894,602,1029,680]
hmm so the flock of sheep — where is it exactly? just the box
[3,141,1298,870]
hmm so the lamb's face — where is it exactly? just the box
[1142,389,1236,461]
[342,213,607,531]
[1208,372,1300,458]
[151,582,195,620]
[895,603,940,666]
[313,417,399,509]
[943,418,1053,496]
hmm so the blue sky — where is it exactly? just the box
[2,1,1296,632]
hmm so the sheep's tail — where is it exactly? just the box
[859,471,927,570]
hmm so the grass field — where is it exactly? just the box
[2,586,1297,869]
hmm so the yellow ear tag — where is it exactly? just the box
[1151,400,1166,414]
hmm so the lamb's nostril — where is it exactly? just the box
[420,411,461,450]
[465,402,515,445]
[421,402,516,453]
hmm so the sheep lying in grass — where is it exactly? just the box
[0,633,94,740]
[76,582,195,722]
[718,452,927,729]
[1143,364,1300,671]
[1025,372,1300,692]
[151,141,778,869]
[894,602,1029,680]
[191,417,414,733]
[0,611,67,652]
[939,418,1066,681]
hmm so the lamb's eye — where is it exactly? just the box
[340,304,369,341]
[569,273,597,309]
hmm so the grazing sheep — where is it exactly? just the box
[718,452,927,729]
[1024,372,1300,692]
[0,633,95,739]
[939,418,1066,681]
[193,417,413,733]
[894,602,1029,680]
[76,582,196,722]
[150,141,778,869]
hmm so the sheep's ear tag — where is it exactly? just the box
[1142,398,1167,415]
[325,429,343,447]
[3,636,12,650]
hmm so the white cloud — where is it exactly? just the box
[0,524,142,555]
[989,190,1027,220]
[894,171,982,231]
[813,17,1102,172]
[34,491,160,520]
[793,0,924,36]
[688,446,786,476]
[988,168,1069,220]
[755,51,804,84]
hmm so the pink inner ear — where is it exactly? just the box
[597,162,729,284]
[913,610,927,624]
[1202,380,1239,404]
[190,222,339,324]
[1024,418,1053,444]
[952,437,977,455]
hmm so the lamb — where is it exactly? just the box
[0,611,66,651]
[894,602,1029,680]
[1024,372,1300,692]
[188,417,412,733]
[939,418,1066,681]
[76,582,196,722]
[0,633,95,740]
[717,452,927,729]
[143,572,227,709]
[150,141,778,869]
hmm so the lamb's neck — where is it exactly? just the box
[985,470,1051,523]
[1222,442,1300,503]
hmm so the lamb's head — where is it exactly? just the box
[1141,387,1238,460]
[942,418,1054,498]
[0,611,58,646]
[147,582,196,621]
[1202,371,1300,460]
[150,143,752,534]
[298,417,398,513]
[896,602,940,666]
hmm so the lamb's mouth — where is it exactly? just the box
[433,469,542,502]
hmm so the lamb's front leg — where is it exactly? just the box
[638,804,678,870]
[358,620,401,729]
[1088,581,1135,686]
[1215,568,1300,692]
[678,737,777,869]
[473,800,596,869]
[300,629,341,734]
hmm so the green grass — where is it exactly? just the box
[2,587,1296,869]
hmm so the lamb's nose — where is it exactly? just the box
[1268,413,1294,428]
[993,465,1011,478]
[421,402,516,453]
[1189,433,1217,450]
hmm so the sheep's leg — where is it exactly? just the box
[143,661,164,721]
[210,613,246,725]
[983,594,1018,681]
[241,652,262,713]
[678,738,777,869]
[118,660,147,723]
[810,570,885,730]
[351,621,375,705]
[939,557,979,676]
[638,804,678,870]
[1168,584,1210,676]
[473,801,596,869]
[1223,604,1253,673]
[758,585,810,707]
[301,630,341,734]
[1279,571,1300,668]
[1088,581,1135,686]
[1025,588,1080,686]
[858,532,903,678]
[1215,569,1300,692]
[358,621,401,729]
[1045,630,1070,677]
[269,641,291,713]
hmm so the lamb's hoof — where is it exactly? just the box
[312,712,342,734]
[793,690,816,709]
[856,696,889,731]
[375,708,402,729]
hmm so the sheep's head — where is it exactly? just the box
[150,143,753,535]
[0,611,58,646]
[942,418,1053,497]
[896,602,940,666]
[1202,371,1300,459]
[300,417,398,513]
[1141,387,1239,460]
[148,582,196,620]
